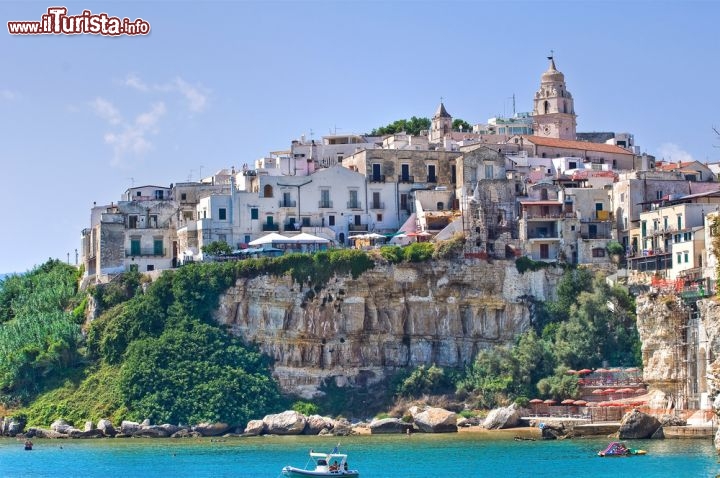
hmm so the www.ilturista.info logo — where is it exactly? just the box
[8,7,150,36]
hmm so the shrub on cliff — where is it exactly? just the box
[404,242,435,262]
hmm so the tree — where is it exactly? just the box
[202,241,232,256]
[452,119,472,132]
[370,117,431,137]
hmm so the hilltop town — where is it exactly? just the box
[80,56,718,302]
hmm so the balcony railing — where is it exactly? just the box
[278,199,297,208]
[370,201,385,210]
[126,248,166,257]
[318,200,333,208]
[347,201,362,209]
[262,223,280,231]
[349,224,368,232]
[399,175,414,183]
[527,232,559,240]
[369,174,386,183]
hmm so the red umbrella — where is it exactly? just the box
[616,388,634,395]
[603,388,617,394]
[595,368,609,373]
[573,400,588,406]
[566,369,578,375]
[578,369,592,375]
[561,399,576,405]
[635,387,647,394]
[543,399,557,405]
[608,368,622,373]
[529,398,544,404]
[625,367,639,372]
[592,389,606,395]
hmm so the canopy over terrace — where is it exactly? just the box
[248,232,291,246]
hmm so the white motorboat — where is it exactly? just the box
[281,447,359,477]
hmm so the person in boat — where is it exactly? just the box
[344,461,349,471]
[329,460,339,471]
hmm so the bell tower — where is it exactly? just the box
[532,55,577,140]
[429,100,452,143]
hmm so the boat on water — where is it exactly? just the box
[598,441,646,457]
[282,447,359,477]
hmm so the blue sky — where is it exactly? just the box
[1,0,718,274]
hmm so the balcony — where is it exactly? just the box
[318,200,333,209]
[370,174,385,183]
[399,175,414,184]
[278,199,297,208]
[347,201,362,209]
[349,224,368,232]
[126,248,166,257]
[262,223,280,231]
[370,201,385,210]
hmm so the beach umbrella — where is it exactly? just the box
[543,399,557,405]
[566,369,578,375]
[529,398,544,404]
[625,367,639,372]
[608,368,622,373]
[561,399,576,405]
[595,368,609,374]
[635,387,647,394]
[573,400,588,406]
[578,369,592,375]
[592,389,605,395]
[603,388,616,394]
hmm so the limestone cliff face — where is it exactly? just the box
[214,260,562,398]
[635,294,687,401]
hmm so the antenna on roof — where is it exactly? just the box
[127,177,135,188]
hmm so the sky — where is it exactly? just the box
[1,0,719,274]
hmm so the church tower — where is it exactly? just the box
[532,56,576,140]
[429,101,452,143]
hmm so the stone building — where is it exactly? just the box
[531,56,577,141]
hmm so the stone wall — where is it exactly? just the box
[214,259,562,398]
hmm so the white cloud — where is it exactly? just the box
[93,100,166,167]
[125,74,149,92]
[124,74,209,112]
[172,77,208,112]
[1,89,18,100]
[657,143,694,163]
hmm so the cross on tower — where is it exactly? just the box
[548,49,554,60]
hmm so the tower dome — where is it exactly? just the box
[541,57,565,83]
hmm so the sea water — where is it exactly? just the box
[2,433,718,478]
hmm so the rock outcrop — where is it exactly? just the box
[215,260,561,397]
[618,409,661,439]
[411,407,458,433]
[368,417,412,434]
[483,403,523,430]
[263,411,306,435]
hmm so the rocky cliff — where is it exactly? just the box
[214,260,563,398]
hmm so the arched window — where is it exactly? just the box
[563,101,567,113]
[544,101,550,114]
[263,184,273,198]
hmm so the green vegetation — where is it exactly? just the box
[606,241,625,256]
[0,260,82,405]
[377,243,435,264]
[515,256,553,273]
[370,117,431,137]
[202,241,233,257]
[292,401,320,416]
[452,119,472,132]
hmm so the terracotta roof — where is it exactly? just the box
[521,136,634,155]
[655,161,694,171]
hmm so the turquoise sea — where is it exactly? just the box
[2,433,718,477]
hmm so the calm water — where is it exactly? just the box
[2,433,718,477]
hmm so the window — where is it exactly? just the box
[149,215,158,228]
[376,213,383,222]
[329,215,335,226]
[251,208,258,220]
[677,253,682,264]
[663,216,668,229]
[183,211,193,221]
[320,189,331,208]
[485,164,493,179]
[153,239,163,255]
[427,165,436,182]
[146,264,154,271]
[451,165,456,184]
[130,238,141,256]
[592,248,605,257]
[263,184,273,197]
[541,188,548,200]
[569,161,577,169]
[401,164,410,182]
[641,221,647,237]
[129,215,138,229]
[302,217,310,226]
[219,208,227,220]
[684,252,689,263]
[181,193,187,201]
[154,190,164,200]
[136,191,142,197]
[677,214,682,230]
